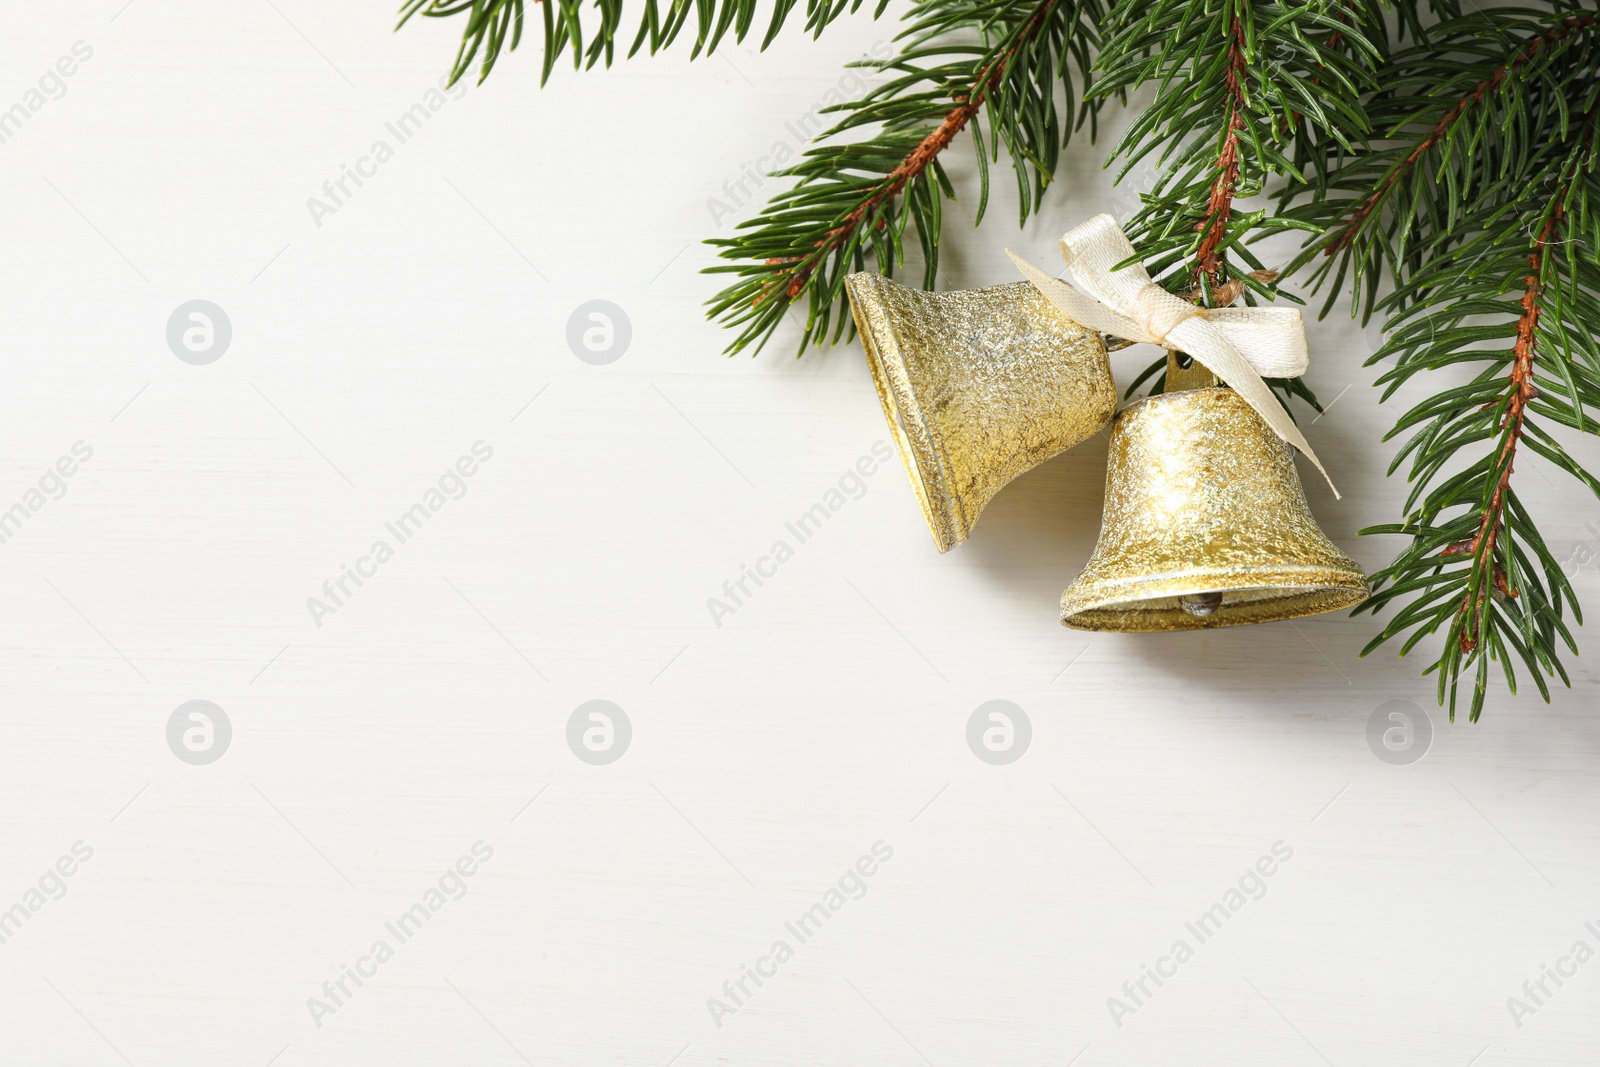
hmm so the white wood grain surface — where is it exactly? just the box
[3,2,1600,1064]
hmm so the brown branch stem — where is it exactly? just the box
[1447,198,1565,651]
[753,0,1062,307]
[1440,99,1598,652]
[1193,14,1250,290]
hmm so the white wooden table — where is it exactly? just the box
[3,2,1599,1064]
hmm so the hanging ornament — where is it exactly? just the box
[1058,354,1369,631]
[843,273,1117,553]
[1005,214,1369,629]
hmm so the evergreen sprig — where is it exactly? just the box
[1289,5,1600,720]
[705,0,1104,353]
[1096,0,1382,302]
[398,0,884,86]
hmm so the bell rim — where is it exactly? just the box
[845,273,967,553]
[1059,565,1371,632]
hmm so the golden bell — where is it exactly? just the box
[844,272,1117,552]
[1060,372,1369,631]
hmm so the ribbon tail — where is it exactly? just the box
[1167,318,1340,498]
[1006,250,1149,343]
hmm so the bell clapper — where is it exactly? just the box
[1179,592,1224,617]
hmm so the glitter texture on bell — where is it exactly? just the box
[1059,366,1370,631]
[844,272,1117,553]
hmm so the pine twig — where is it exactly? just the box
[398,0,886,85]
[704,0,1104,354]
[754,0,1063,309]
[1311,8,1600,720]
[1318,10,1600,261]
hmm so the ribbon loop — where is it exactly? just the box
[1007,214,1336,496]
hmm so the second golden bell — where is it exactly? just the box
[1059,379,1370,630]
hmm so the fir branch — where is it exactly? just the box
[1355,164,1593,719]
[1447,200,1562,626]
[1302,9,1600,274]
[741,3,1049,304]
[1301,6,1600,719]
[703,0,1103,354]
[1096,0,1382,309]
[398,0,885,85]
[754,61,1000,306]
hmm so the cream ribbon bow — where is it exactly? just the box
[1007,214,1335,495]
